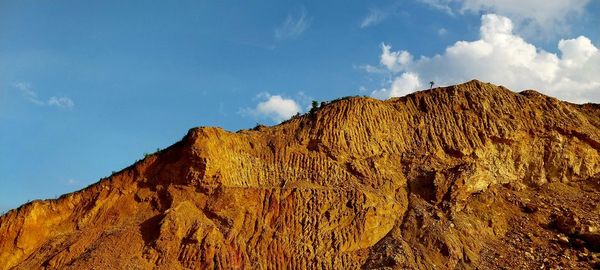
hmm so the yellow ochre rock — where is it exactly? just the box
[1,80,599,269]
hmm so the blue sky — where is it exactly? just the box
[1,0,599,212]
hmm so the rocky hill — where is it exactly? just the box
[1,80,599,269]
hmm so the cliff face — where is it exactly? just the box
[1,80,599,269]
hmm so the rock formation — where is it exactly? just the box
[1,80,599,269]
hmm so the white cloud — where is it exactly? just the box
[371,72,422,99]
[48,96,74,108]
[438,27,448,36]
[13,82,75,108]
[294,91,314,111]
[360,8,389,28]
[66,179,78,186]
[419,0,591,37]
[418,0,455,15]
[13,82,44,105]
[354,64,387,74]
[243,93,302,123]
[369,14,600,103]
[380,43,413,72]
[275,8,311,41]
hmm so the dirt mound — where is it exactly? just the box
[1,80,599,269]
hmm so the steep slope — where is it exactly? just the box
[1,80,599,269]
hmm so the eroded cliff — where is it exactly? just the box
[1,80,599,269]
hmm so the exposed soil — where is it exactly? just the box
[1,80,599,269]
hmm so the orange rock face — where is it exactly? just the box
[1,80,599,269]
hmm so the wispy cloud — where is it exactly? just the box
[417,0,455,15]
[66,179,78,186]
[13,82,75,109]
[438,27,448,36]
[359,3,415,29]
[360,8,389,28]
[13,82,45,105]
[274,8,311,41]
[48,96,74,108]
[418,0,591,38]
[353,64,387,74]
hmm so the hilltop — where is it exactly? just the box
[1,80,599,269]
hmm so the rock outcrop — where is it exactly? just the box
[1,80,599,269]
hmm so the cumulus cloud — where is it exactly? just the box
[419,0,590,37]
[369,14,600,103]
[13,82,75,109]
[243,93,302,123]
[371,72,422,99]
[380,43,413,72]
[275,8,311,41]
